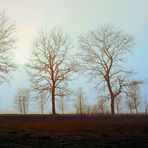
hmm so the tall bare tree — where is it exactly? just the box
[0,12,16,83]
[126,80,141,114]
[79,25,134,115]
[14,88,30,114]
[27,28,76,114]
[97,96,107,114]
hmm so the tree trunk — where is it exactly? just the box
[51,88,56,114]
[19,100,22,114]
[23,99,26,114]
[61,95,64,114]
[41,105,43,115]
[135,104,138,114]
[80,102,82,115]
[111,97,115,115]
[145,105,148,115]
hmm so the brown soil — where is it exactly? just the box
[0,114,147,147]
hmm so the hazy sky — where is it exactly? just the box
[0,0,148,113]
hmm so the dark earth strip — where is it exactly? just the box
[0,115,147,148]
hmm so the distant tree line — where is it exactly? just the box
[0,11,147,115]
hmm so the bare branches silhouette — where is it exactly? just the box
[79,25,135,115]
[0,12,16,84]
[27,27,77,114]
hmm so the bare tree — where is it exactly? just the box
[126,98,134,114]
[37,92,48,114]
[84,104,92,114]
[97,96,107,114]
[0,12,16,83]
[74,88,86,115]
[56,82,72,114]
[126,80,141,114]
[14,88,30,114]
[89,105,97,114]
[144,98,148,115]
[27,28,76,114]
[79,25,134,115]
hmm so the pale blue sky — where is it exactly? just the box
[0,0,147,113]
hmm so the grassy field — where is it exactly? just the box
[0,114,147,147]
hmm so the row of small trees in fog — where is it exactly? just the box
[13,87,148,115]
[0,12,148,115]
